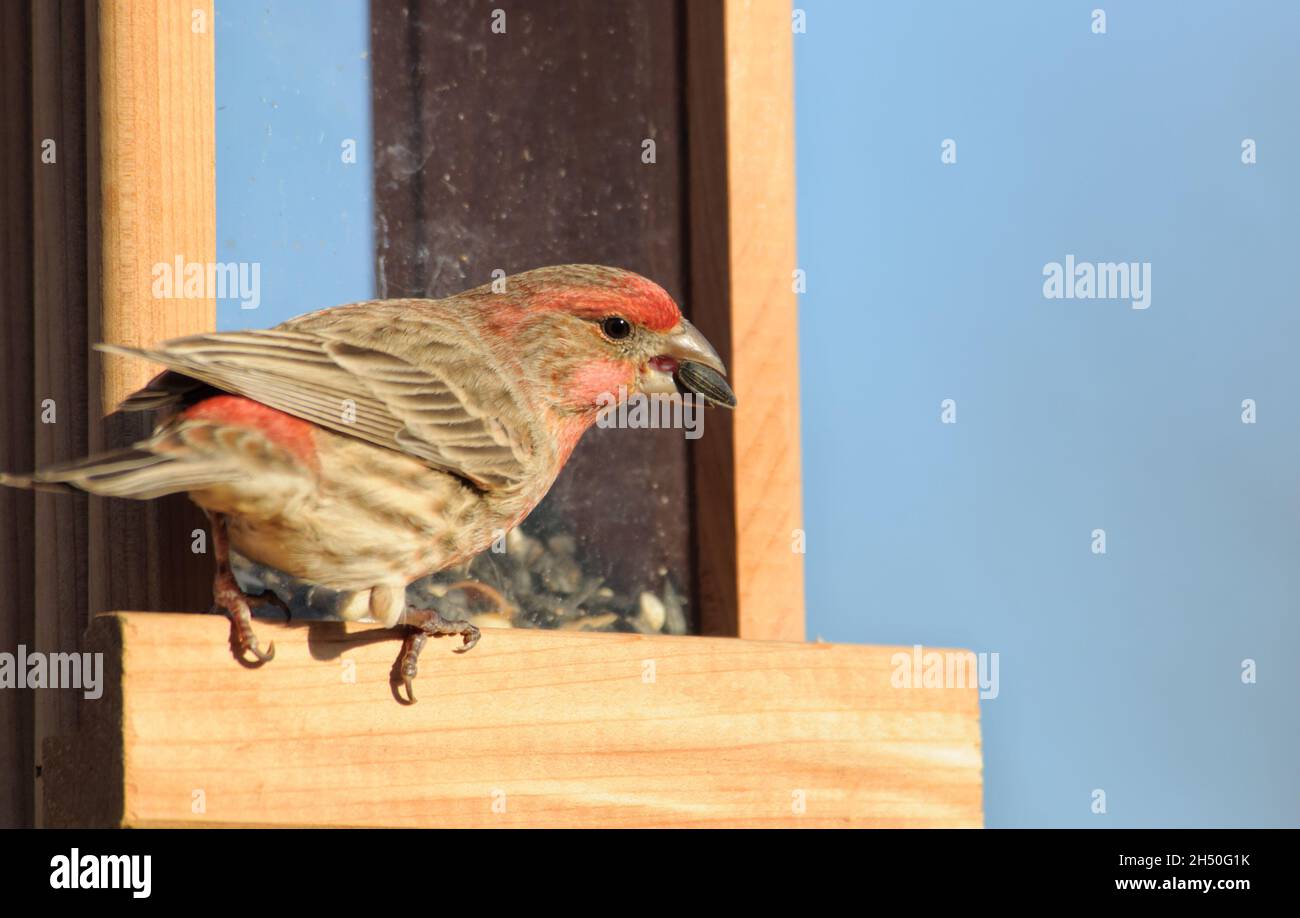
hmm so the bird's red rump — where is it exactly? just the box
[182,395,319,468]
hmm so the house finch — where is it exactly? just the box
[1,264,734,701]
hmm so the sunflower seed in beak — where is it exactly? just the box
[676,360,737,409]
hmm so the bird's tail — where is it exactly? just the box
[0,446,211,500]
[0,416,261,496]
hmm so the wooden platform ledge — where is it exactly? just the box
[42,612,983,827]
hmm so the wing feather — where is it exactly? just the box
[97,306,545,490]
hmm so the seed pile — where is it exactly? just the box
[233,523,691,634]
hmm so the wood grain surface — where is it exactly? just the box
[0,0,36,828]
[44,612,983,828]
[31,0,92,827]
[687,0,806,642]
[88,0,216,626]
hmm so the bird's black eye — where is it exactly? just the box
[602,316,632,340]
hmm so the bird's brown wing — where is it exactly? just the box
[96,303,545,491]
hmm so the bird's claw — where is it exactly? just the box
[224,603,276,665]
[397,631,427,704]
[454,625,481,653]
[392,610,480,703]
[242,635,276,664]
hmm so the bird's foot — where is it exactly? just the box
[213,574,276,660]
[213,573,276,665]
[206,510,275,665]
[393,607,481,704]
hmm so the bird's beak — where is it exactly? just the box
[665,319,726,375]
[639,319,737,408]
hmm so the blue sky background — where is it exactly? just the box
[214,0,372,329]
[796,0,1299,828]
[216,0,1299,827]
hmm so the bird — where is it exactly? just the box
[0,264,735,701]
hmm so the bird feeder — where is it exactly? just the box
[0,0,982,828]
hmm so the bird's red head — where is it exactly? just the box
[470,265,732,418]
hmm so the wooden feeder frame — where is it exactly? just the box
[0,0,981,828]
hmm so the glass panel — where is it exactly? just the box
[215,0,698,635]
